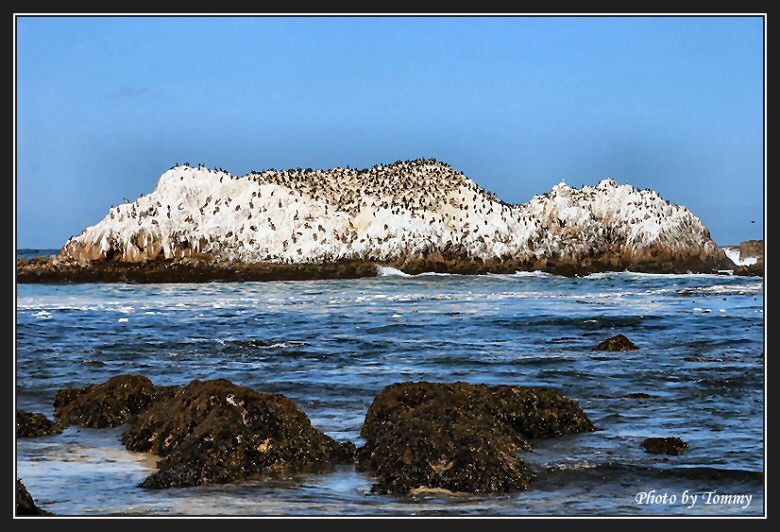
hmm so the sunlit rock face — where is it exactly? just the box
[60,158,734,274]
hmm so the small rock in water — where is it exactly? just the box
[594,334,639,351]
[641,436,690,455]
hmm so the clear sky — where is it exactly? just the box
[14,14,765,250]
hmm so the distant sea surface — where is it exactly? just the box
[15,249,765,517]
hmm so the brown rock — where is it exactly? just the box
[17,240,736,284]
[733,256,764,277]
[16,411,64,438]
[739,239,764,260]
[53,374,172,429]
[16,479,52,516]
[17,255,378,284]
[121,378,355,489]
[356,381,596,494]
[594,334,639,351]
[641,436,690,455]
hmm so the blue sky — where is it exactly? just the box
[14,14,765,250]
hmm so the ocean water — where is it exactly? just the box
[14,250,765,517]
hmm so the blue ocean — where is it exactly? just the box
[15,249,765,517]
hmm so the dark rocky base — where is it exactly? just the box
[16,255,379,284]
[389,251,737,278]
[732,258,764,277]
[17,249,747,284]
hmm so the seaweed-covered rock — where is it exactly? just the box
[641,437,690,455]
[484,384,598,439]
[53,374,172,428]
[356,381,596,494]
[16,411,64,438]
[594,334,639,351]
[594,392,656,399]
[121,378,355,489]
[16,479,51,516]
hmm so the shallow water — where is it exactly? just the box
[15,250,765,517]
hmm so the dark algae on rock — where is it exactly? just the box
[641,437,690,456]
[16,255,379,284]
[36,375,600,497]
[16,410,63,438]
[47,374,355,489]
[594,334,640,351]
[53,374,174,429]
[16,479,52,516]
[356,381,596,495]
[121,378,356,489]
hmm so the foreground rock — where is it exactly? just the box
[356,381,596,494]
[16,411,63,438]
[17,479,51,516]
[19,159,737,282]
[121,378,355,489]
[53,374,177,429]
[47,375,355,489]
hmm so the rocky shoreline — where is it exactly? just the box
[16,246,760,284]
[15,334,702,515]
[18,374,598,507]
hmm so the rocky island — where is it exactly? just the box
[18,158,744,282]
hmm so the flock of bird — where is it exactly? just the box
[61,158,715,264]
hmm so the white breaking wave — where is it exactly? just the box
[377,266,412,277]
[724,247,758,266]
[677,282,764,296]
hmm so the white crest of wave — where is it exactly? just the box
[377,266,412,277]
[725,247,758,266]
[510,270,557,278]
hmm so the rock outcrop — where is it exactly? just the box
[724,239,764,277]
[31,158,734,279]
[16,411,63,438]
[54,374,176,429]
[356,381,596,494]
[120,378,356,489]
[641,437,690,456]
[39,375,600,494]
[17,255,378,284]
[16,479,51,516]
[594,334,640,351]
[47,374,355,489]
